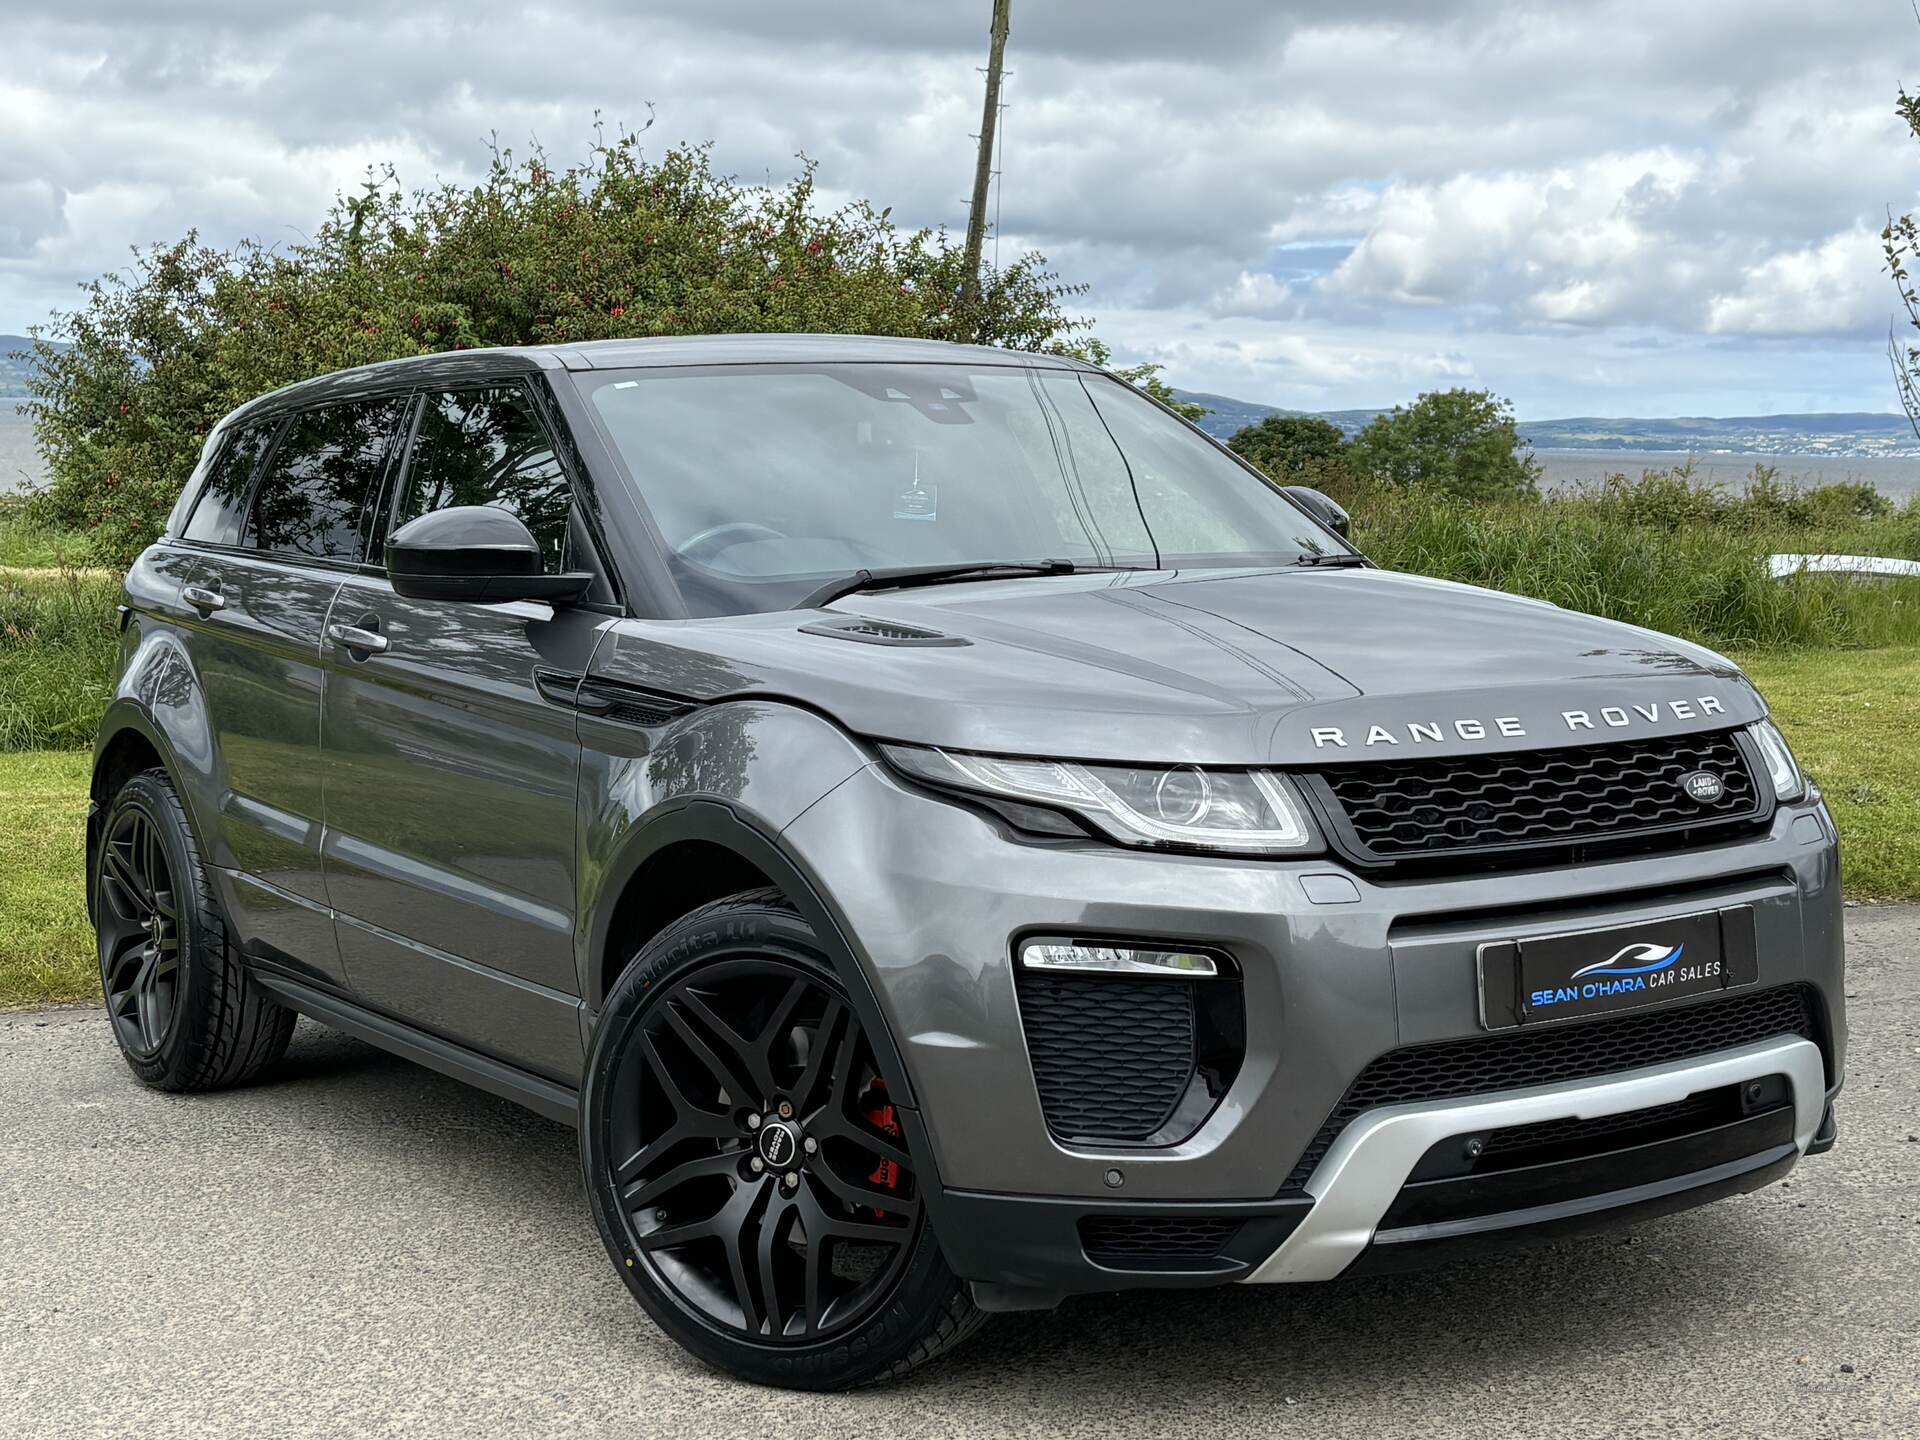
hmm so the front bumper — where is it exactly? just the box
[779,762,1846,1288]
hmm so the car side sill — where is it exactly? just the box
[249,969,580,1127]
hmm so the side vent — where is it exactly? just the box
[798,616,969,647]
[537,669,698,728]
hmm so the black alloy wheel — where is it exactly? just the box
[583,890,984,1389]
[97,804,183,1058]
[92,767,295,1091]
[611,955,921,1340]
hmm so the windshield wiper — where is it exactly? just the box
[799,559,1100,609]
[1292,552,1371,569]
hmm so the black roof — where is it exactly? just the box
[225,333,1095,426]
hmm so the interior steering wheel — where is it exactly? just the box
[677,521,789,565]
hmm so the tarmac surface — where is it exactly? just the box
[5,906,1917,1438]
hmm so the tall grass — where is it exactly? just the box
[1351,464,1920,651]
[1,466,1918,754]
[0,569,121,750]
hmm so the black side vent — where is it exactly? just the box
[538,670,699,728]
[798,616,969,647]
[1079,1215,1241,1263]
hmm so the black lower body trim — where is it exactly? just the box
[934,1189,1311,1296]
[249,969,579,1126]
[1345,1145,1798,1277]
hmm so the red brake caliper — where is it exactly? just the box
[862,1078,904,1219]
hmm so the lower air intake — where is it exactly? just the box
[1283,983,1823,1190]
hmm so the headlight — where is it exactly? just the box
[880,745,1317,853]
[1748,720,1806,802]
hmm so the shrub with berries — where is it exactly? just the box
[24,127,1099,565]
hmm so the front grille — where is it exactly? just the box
[1079,1215,1240,1263]
[1308,729,1765,868]
[1016,974,1197,1142]
[1283,983,1821,1191]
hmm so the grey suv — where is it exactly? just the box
[90,335,1843,1389]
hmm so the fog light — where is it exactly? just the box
[1018,939,1219,978]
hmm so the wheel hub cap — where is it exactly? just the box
[756,1118,801,1169]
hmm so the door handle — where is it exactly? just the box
[182,584,226,613]
[326,622,390,656]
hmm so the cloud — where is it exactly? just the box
[0,0,1912,414]
[1705,225,1886,337]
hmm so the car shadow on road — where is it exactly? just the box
[257,1020,1808,1412]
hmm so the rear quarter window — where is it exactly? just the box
[244,396,407,562]
[182,421,276,546]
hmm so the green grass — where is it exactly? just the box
[1352,473,1920,651]
[1736,647,1920,903]
[0,751,95,1008]
[0,568,123,749]
[0,498,99,570]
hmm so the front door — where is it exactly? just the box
[318,381,609,1083]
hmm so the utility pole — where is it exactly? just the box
[959,0,1011,319]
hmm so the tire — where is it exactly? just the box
[93,767,295,1090]
[580,888,986,1389]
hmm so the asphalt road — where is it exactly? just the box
[5,908,1917,1439]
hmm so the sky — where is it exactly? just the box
[2,0,1918,419]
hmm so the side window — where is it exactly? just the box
[395,385,574,573]
[244,397,405,561]
[183,421,275,546]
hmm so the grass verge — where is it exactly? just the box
[2,649,1914,1009]
[0,750,95,1008]
[1736,647,1920,903]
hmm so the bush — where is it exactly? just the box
[1348,388,1542,502]
[25,129,1096,567]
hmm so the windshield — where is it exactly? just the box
[580,361,1348,616]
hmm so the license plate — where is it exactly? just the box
[1478,907,1755,1029]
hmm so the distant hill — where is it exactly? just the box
[0,335,60,399]
[1172,389,1920,459]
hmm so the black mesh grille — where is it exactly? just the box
[1016,975,1196,1142]
[1283,984,1820,1190]
[1312,729,1763,864]
[1080,1215,1240,1262]
[1477,1091,1726,1163]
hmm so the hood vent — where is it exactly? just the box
[799,616,969,648]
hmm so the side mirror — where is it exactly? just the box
[385,506,593,604]
[1283,485,1351,540]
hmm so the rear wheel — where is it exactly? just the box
[581,889,985,1389]
[94,768,294,1090]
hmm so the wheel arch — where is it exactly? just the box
[583,797,918,1109]
[87,703,191,922]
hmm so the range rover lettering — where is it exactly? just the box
[89,336,1844,1390]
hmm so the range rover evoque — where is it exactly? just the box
[90,335,1844,1389]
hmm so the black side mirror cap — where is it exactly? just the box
[1283,485,1351,539]
[385,506,593,604]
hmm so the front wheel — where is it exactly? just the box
[580,890,985,1389]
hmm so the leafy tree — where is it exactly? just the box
[26,128,1105,564]
[1227,413,1352,486]
[1346,388,1541,502]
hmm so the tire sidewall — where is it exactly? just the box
[97,772,219,1086]
[579,897,962,1390]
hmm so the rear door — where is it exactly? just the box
[319,379,609,1081]
[180,395,407,984]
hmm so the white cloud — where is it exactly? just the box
[0,0,1913,414]
[1705,226,1885,337]
[1213,271,1294,318]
